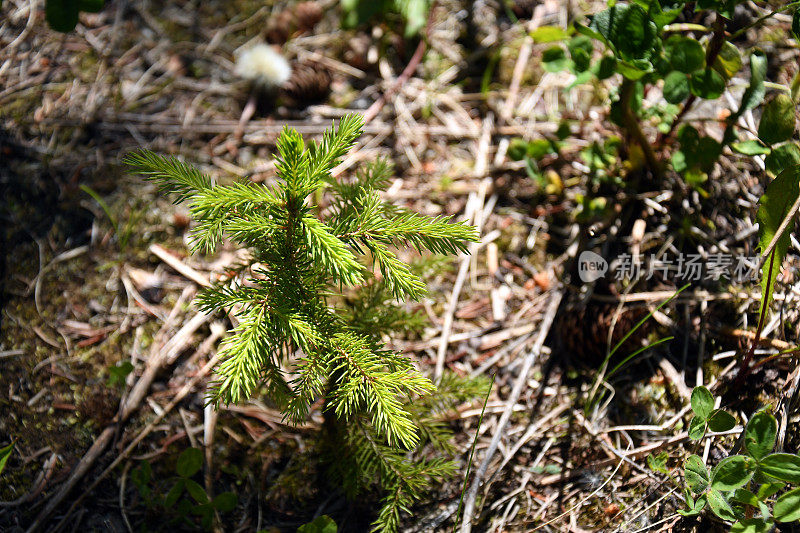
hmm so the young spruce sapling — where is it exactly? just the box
[125,114,485,531]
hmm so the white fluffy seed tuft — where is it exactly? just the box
[234,44,292,87]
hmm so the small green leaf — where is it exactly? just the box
[731,518,774,533]
[684,168,708,189]
[615,59,652,80]
[647,451,669,474]
[185,479,209,504]
[688,416,707,441]
[760,453,800,483]
[164,479,185,507]
[526,139,556,160]
[508,139,554,162]
[566,70,594,89]
[508,138,529,161]
[131,460,151,488]
[731,488,759,507]
[744,411,777,461]
[589,3,657,60]
[649,2,682,27]
[713,41,742,79]
[738,51,768,114]
[679,491,708,516]
[574,21,605,43]
[615,5,657,60]
[689,68,725,100]
[774,488,800,522]
[764,143,800,176]
[663,71,691,104]
[757,166,800,318]
[0,442,14,476]
[196,504,214,529]
[399,0,428,37]
[758,94,797,146]
[694,493,708,512]
[664,36,704,73]
[595,55,617,80]
[678,124,700,146]
[731,140,771,156]
[542,46,569,72]
[708,488,738,521]
[298,515,338,533]
[570,46,592,73]
[212,492,237,512]
[685,454,709,493]
[757,481,785,500]
[672,150,688,173]
[176,448,203,478]
[107,361,134,388]
[707,409,737,432]
[555,122,571,140]
[530,26,568,43]
[691,386,714,419]
[712,455,755,491]
[695,137,722,172]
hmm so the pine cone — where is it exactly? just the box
[265,1,323,45]
[294,1,323,32]
[281,62,332,105]
[511,0,538,19]
[265,9,295,45]
[555,302,651,366]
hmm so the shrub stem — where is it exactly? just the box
[619,78,661,179]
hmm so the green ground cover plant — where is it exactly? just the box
[650,386,800,531]
[517,0,800,190]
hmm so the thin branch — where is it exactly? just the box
[459,290,562,532]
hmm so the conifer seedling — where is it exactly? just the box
[125,114,484,531]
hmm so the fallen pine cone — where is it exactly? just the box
[294,1,324,32]
[266,1,324,45]
[281,61,332,105]
[554,300,652,366]
[265,9,294,45]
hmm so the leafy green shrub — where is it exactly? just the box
[650,386,800,530]
[131,448,237,530]
[106,360,134,388]
[533,1,798,187]
[126,114,484,531]
[686,385,736,441]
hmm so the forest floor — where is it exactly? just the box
[1,0,799,532]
